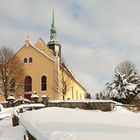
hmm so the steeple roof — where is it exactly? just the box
[52,9,55,29]
[50,9,57,41]
[48,9,60,45]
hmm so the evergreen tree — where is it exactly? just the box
[105,60,140,104]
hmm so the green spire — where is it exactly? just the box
[52,9,54,27]
[50,9,57,41]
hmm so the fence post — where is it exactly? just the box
[27,131,37,140]
[12,115,19,127]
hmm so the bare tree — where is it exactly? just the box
[0,47,25,100]
[54,58,74,100]
[59,61,74,100]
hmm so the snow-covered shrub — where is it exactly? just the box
[105,60,140,104]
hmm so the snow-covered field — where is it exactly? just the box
[0,105,140,140]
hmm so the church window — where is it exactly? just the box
[72,87,74,99]
[24,58,27,63]
[24,76,32,92]
[41,76,47,91]
[76,90,78,100]
[80,94,82,100]
[29,57,32,63]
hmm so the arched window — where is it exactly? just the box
[76,90,78,100]
[29,57,32,63]
[41,76,47,91]
[24,76,32,92]
[24,58,27,63]
[72,87,74,99]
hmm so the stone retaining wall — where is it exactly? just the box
[48,101,116,111]
[1,100,117,111]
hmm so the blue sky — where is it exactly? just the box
[0,0,140,95]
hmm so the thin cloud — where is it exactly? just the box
[0,0,140,95]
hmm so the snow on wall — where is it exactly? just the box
[19,107,140,140]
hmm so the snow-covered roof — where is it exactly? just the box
[41,95,48,98]
[14,98,31,103]
[31,94,39,98]
[7,96,15,100]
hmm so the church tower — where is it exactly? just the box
[47,10,61,99]
[47,10,61,58]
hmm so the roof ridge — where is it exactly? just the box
[35,37,47,47]
[31,44,55,62]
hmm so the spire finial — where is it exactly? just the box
[52,8,54,27]
[25,34,30,47]
[26,35,30,40]
[50,8,57,41]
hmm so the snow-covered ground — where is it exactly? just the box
[0,107,13,120]
[20,106,140,140]
[0,105,140,140]
[0,107,26,140]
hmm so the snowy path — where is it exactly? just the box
[0,108,26,140]
[20,107,140,140]
[0,125,26,140]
